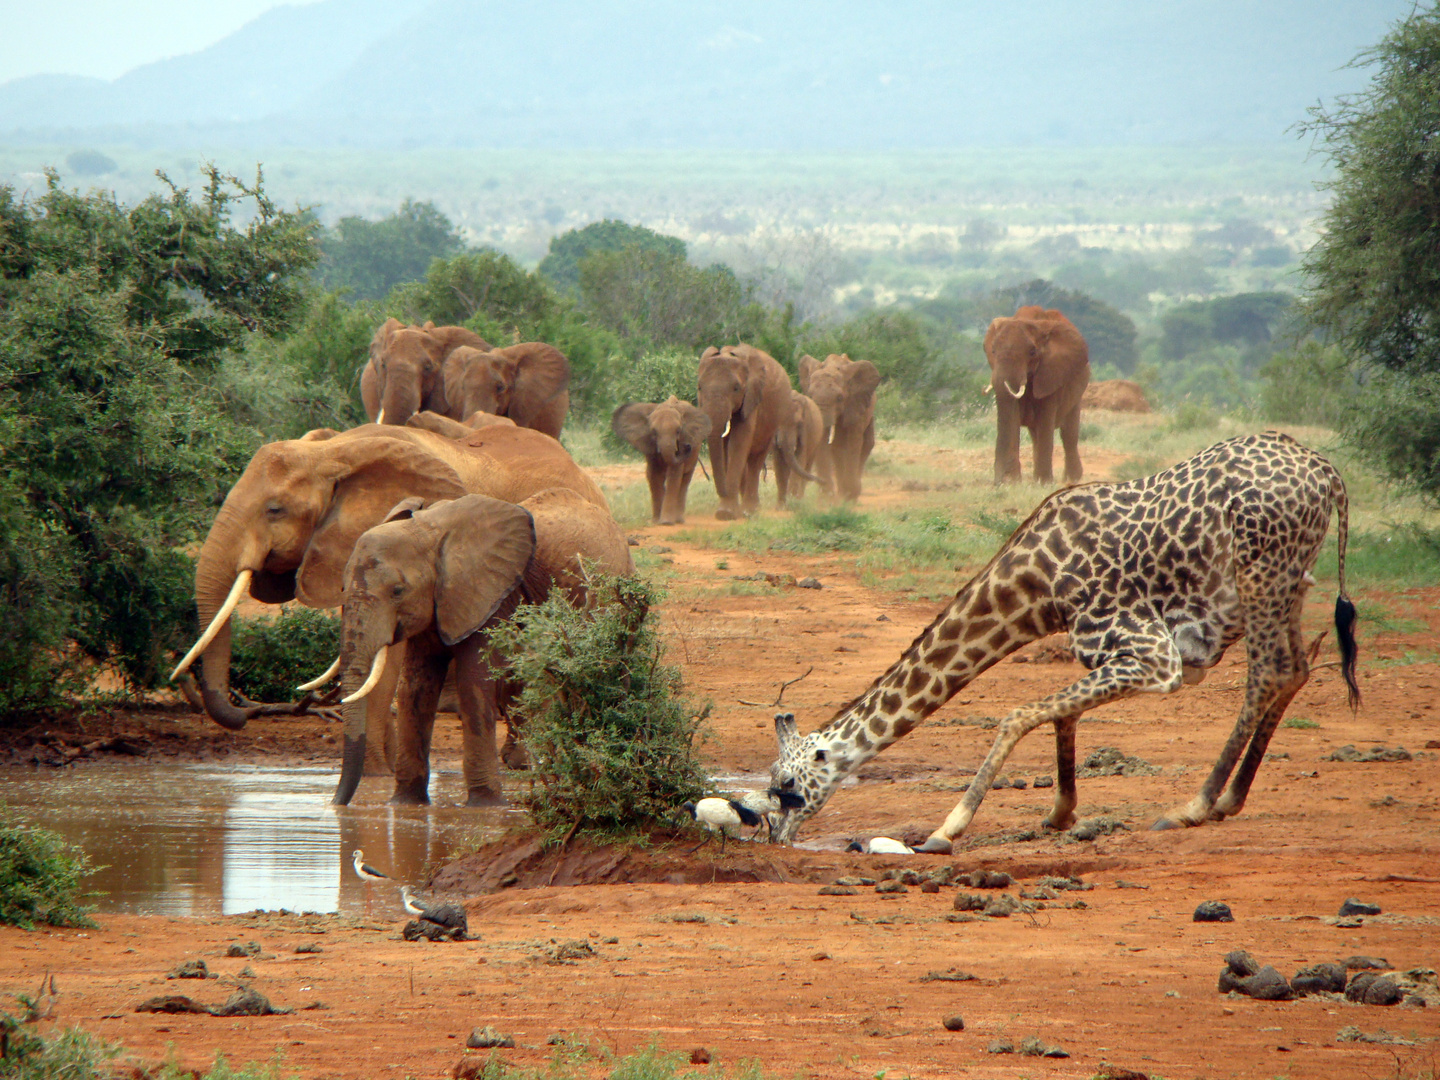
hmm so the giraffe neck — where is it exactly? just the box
[821,562,1060,769]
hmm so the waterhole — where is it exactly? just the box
[1,764,515,917]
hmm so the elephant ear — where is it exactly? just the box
[741,356,766,420]
[798,354,820,394]
[1031,319,1090,399]
[432,495,537,646]
[844,359,881,405]
[612,402,659,454]
[679,404,712,446]
[382,496,426,523]
[295,437,469,609]
[505,343,571,423]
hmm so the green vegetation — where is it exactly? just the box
[488,573,709,840]
[228,609,341,704]
[0,168,317,717]
[1282,716,1320,730]
[1300,9,1440,503]
[446,1041,769,1080]
[0,810,97,929]
[540,220,687,294]
[314,198,462,301]
[0,1019,299,1080]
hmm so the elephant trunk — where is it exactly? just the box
[701,398,735,500]
[333,647,384,805]
[775,437,821,484]
[186,516,261,730]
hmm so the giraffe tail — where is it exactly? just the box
[1331,468,1360,710]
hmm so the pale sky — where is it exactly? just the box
[0,0,317,82]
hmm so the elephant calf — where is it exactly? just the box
[330,489,633,807]
[612,396,712,524]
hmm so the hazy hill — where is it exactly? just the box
[0,0,1413,148]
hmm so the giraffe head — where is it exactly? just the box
[767,712,849,844]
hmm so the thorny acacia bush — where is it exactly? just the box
[228,608,341,704]
[0,810,97,929]
[487,572,709,839]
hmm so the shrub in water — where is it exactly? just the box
[229,608,340,703]
[488,572,709,838]
[0,811,97,929]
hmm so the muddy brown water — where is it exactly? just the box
[0,764,514,916]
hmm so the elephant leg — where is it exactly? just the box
[1030,414,1056,485]
[453,641,504,807]
[390,643,449,805]
[659,460,689,525]
[362,645,403,775]
[645,456,667,523]
[671,461,699,525]
[741,445,767,515]
[772,446,792,508]
[994,403,1023,483]
[711,433,742,520]
[1058,404,1084,483]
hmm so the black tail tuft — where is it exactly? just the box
[730,801,763,827]
[1335,594,1360,710]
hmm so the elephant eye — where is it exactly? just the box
[682,443,692,456]
[814,749,827,763]
[264,502,285,519]
[391,583,405,598]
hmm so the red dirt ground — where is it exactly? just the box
[3,432,1439,1080]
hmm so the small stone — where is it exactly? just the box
[797,577,822,589]
[466,1025,515,1049]
[689,1048,711,1064]
[1339,897,1382,917]
[920,879,940,894]
[1033,775,1054,788]
[1342,955,1390,970]
[1240,966,1294,1001]
[899,869,923,886]
[991,776,1011,789]
[236,965,256,979]
[987,1038,1015,1054]
[811,951,831,961]
[225,941,261,958]
[135,994,208,1014]
[1194,901,1234,922]
[919,968,976,983]
[876,613,889,620]
[875,879,908,895]
[983,893,1022,918]
[835,875,875,887]
[1354,974,1403,1006]
[1043,1045,1071,1058]
[1292,962,1347,996]
[167,960,208,980]
[212,986,291,1016]
[1224,950,1260,977]
[942,1014,965,1031]
[1011,777,1028,790]
[1094,1068,1150,1080]
[293,943,323,954]
[1020,886,1058,901]
[818,885,857,896]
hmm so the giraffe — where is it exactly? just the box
[767,431,1360,853]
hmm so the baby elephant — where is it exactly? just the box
[330,489,633,807]
[612,396,712,524]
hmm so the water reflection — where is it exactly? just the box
[0,763,513,917]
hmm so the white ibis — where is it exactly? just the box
[352,849,391,882]
[736,788,806,841]
[846,836,915,855]
[400,886,468,938]
[681,798,762,854]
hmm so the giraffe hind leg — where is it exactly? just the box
[1044,714,1079,831]
[921,641,1182,853]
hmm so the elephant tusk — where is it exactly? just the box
[721,418,731,439]
[982,382,993,395]
[1004,380,1026,399]
[169,570,252,682]
[826,428,835,446]
[341,646,388,704]
[296,655,342,692]
[374,407,385,424]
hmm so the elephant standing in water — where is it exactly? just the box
[360,320,491,427]
[984,306,1090,484]
[329,489,633,807]
[798,353,881,501]
[697,344,815,518]
[168,423,607,776]
[441,342,571,439]
[611,396,712,524]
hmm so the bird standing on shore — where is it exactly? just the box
[351,849,391,882]
[400,886,469,938]
[681,798,762,854]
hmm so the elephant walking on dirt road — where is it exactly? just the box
[798,353,881,501]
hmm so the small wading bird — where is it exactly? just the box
[400,886,469,938]
[737,788,807,841]
[681,798,763,854]
[847,837,915,855]
[351,849,391,883]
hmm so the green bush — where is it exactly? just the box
[0,811,97,929]
[488,573,709,839]
[579,246,743,350]
[598,348,700,453]
[229,608,341,703]
[314,199,463,301]
[539,220,687,295]
[389,249,555,330]
[1258,342,1357,425]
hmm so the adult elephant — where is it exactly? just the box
[983,306,1090,484]
[441,343,570,439]
[798,353,881,501]
[168,424,608,773]
[360,320,491,427]
[774,390,824,501]
[329,489,633,807]
[611,396,712,525]
[405,410,515,441]
[696,344,803,519]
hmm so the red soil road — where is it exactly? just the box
[3,432,1440,1079]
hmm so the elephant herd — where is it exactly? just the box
[612,344,883,525]
[168,308,1092,811]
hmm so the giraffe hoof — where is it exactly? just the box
[1149,817,1184,832]
[915,836,953,855]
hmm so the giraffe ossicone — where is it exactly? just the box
[767,431,1361,852]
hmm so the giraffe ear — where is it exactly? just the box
[774,712,798,745]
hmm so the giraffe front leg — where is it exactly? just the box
[1044,714,1079,831]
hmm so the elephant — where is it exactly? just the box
[405,410,515,440]
[360,320,492,427]
[797,353,881,501]
[330,489,634,807]
[983,305,1091,484]
[611,396,712,525]
[696,344,811,519]
[441,342,570,438]
[168,422,609,776]
[774,390,824,500]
